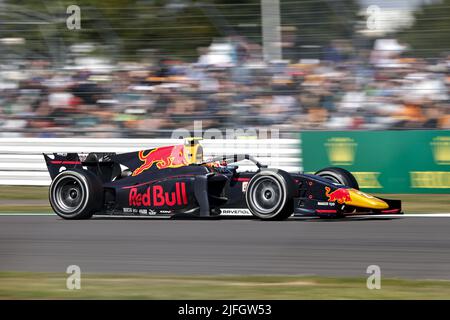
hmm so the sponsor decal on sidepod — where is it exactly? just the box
[129,182,188,207]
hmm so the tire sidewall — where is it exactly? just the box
[245,170,293,220]
[314,167,359,190]
[49,170,102,219]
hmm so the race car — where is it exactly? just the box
[43,139,402,220]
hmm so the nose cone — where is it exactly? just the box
[346,189,389,209]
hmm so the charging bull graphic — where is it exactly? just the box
[132,145,189,176]
[325,186,352,204]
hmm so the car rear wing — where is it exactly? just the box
[43,152,118,181]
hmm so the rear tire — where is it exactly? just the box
[49,169,103,219]
[245,170,295,221]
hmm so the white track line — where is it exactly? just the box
[0,213,174,218]
[0,213,55,216]
[0,213,450,218]
[367,213,450,218]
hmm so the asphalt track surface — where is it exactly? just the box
[0,214,449,279]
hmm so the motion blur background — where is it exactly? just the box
[0,0,448,138]
[1,1,450,300]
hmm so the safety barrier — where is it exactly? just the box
[0,138,302,185]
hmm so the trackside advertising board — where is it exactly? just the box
[301,130,450,193]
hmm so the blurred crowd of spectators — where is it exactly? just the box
[0,39,449,138]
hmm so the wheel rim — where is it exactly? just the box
[250,177,283,215]
[53,176,85,214]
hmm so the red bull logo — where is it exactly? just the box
[129,182,188,207]
[132,145,189,176]
[325,186,351,204]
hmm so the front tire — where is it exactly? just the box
[49,169,103,219]
[314,167,359,189]
[245,170,295,220]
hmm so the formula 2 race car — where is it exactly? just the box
[44,139,402,220]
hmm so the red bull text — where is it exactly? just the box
[129,182,188,207]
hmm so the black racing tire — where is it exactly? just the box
[49,169,104,220]
[245,170,295,221]
[314,167,359,190]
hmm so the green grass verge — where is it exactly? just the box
[0,205,51,213]
[0,272,449,299]
[0,186,448,214]
[374,193,450,214]
[0,186,48,200]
